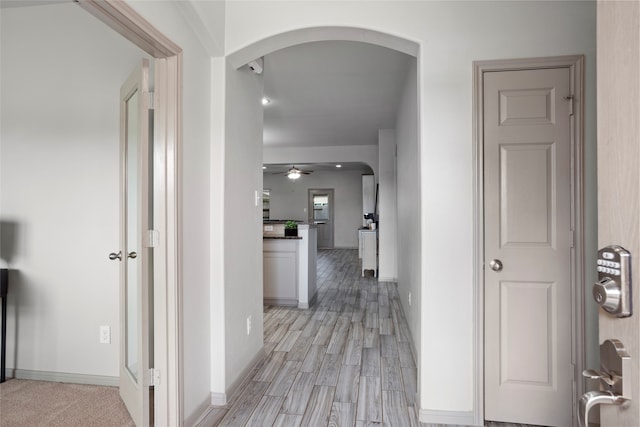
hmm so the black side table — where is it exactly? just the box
[1,269,7,383]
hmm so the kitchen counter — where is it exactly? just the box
[263,224,317,308]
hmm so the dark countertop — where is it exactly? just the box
[263,236,302,240]
[263,220,307,224]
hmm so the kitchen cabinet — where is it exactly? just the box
[360,229,377,277]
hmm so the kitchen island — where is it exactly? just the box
[263,223,317,308]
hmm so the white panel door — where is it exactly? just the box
[597,1,640,426]
[118,59,151,427]
[484,67,573,426]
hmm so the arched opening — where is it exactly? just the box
[217,26,422,418]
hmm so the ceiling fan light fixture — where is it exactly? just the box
[288,171,301,180]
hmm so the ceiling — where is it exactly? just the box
[263,162,373,175]
[0,0,70,8]
[262,40,413,148]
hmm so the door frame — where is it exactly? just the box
[472,55,585,425]
[77,1,183,425]
[308,188,335,249]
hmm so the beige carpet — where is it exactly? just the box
[0,379,135,427]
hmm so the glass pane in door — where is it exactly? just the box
[125,89,139,381]
[313,195,329,222]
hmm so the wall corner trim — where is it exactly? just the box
[419,409,478,426]
[211,392,227,406]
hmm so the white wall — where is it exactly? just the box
[264,170,363,248]
[0,3,146,380]
[222,60,265,395]
[378,129,398,281]
[224,0,597,420]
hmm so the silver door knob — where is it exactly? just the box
[489,259,503,272]
[128,251,137,259]
[109,251,122,261]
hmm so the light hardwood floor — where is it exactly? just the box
[208,249,543,427]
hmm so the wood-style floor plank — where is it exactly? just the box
[245,395,284,427]
[266,360,301,397]
[382,390,410,426]
[300,385,336,426]
[334,364,360,403]
[282,371,317,415]
[272,414,303,427]
[355,375,382,423]
[328,402,357,427]
[218,381,270,426]
[316,353,343,386]
[381,357,403,391]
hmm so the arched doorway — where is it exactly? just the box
[215,27,422,418]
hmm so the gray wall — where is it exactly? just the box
[264,170,364,248]
[395,60,421,369]
[377,129,398,281]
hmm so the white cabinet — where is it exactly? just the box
[263,240,298,306]
[360,229,377,277]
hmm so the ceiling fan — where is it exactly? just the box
[283,165,312,180]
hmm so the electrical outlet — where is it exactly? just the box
[100,325,111,344]
[408,292,412,307]
[246,316,252,335]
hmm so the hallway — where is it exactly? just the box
[213,248,419,426]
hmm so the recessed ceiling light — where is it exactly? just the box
[262,166,267,170]
[261,97,271,106]
[336,164,342,168]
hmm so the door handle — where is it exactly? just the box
[109,251,122,261]
[128,251,137,259]
[489,259,503,272]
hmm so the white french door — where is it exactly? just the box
[118,59,152,427]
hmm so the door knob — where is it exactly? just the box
[109,251,122,261]
[489,259,503,272]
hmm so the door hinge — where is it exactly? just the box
[145,91,155,110]
[147,368,161,387]
[570,230,575,248]
[145,230,159,248]
[564,95,574,116]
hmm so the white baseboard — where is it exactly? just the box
[377,276,397,282]
[4,368,118,387]
[210,392,226,406]
[419,409,478,426]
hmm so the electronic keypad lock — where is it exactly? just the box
[593,245,632,317]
